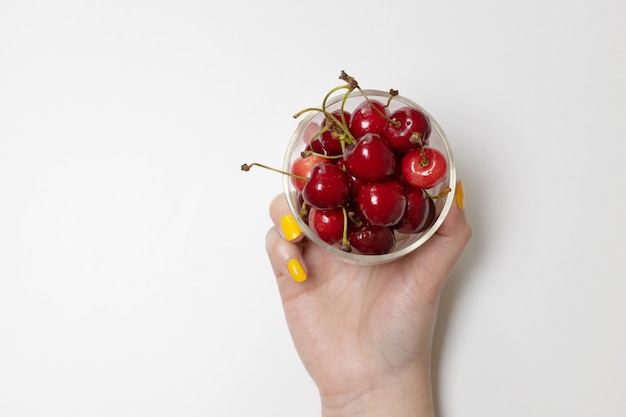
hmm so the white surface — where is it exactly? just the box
[1,1,625,416]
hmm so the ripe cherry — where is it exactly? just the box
[302,162,351,209]
[290,154,326,191]
[394,186,436,234]
[401,147,447,189]
[356,181,406,227]
[349,224,396,255]
[383,106,431,153]
[320,110,351,156]
[308,207,346,245]
[349,99,388,138]
[343,133,396,183]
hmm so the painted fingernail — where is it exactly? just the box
[280,214,302,241]
[455,181,465,210]
[287,258,307,282]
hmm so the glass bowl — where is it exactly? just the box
[283,89,455,265]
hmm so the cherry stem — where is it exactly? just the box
[410,132,429,166]
[348,210,363,227]
[293,107,355,144]
[339,70,359,89]
[426,187,452,199]
[386,89,399,107]
[322,85,351,112]
[341,206,352,252]
[301,150,343,160]
[298,200,309,220]
[240,163,308,182]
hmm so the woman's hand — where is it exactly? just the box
[265,181,471,417]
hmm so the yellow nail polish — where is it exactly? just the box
[287,258,307,282]
[455,181,465,210]
[280,214,302,241]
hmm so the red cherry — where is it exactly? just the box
[290,154,327,191]
[309,136,325,154]
[382,106,431,153]
[320,111,351,156]
[394,187,436,234]
[401,147,447,189]
[302,162,351,209]
[349,224,396,255]
[308,207,345,244]
[348,173,367,200]
[349,99,388,138]
[356,181,406,226]
[343,133,396,183]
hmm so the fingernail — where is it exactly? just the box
[280,214,302,241]
[287,258,307,282]
[455,181,465,210]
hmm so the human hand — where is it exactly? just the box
[265,181,471,417]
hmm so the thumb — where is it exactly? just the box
[407,180,472,296]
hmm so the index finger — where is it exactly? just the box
[269,193,306,243]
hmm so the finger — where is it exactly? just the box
[433,180,471,240]
[269,193,306,244]
[265,226,308,283]
[266,194,308,283]
[407,180,472,294]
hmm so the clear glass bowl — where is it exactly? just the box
[283,89,456,265]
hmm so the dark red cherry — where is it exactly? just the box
[401,147,447,189]
[349,224,396,255]
[394,187,436,234]
[349,99,388,138]
[356,181,406,227]
[309,136,325,154]
[320,111,351,156]
[343,133,396,183]
[383,106,431,153]
[348,174,367,200]
[308,207,345,244]
[302,162,351,209]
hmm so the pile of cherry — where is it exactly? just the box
[287,79,449,255]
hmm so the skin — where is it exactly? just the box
[265,182,472,417]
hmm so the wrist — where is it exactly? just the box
[319,365,435,417]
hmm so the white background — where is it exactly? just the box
[1,0,625,416]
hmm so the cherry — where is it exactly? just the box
[309,136,326,155]
[401,147,447,189]
[348,173,367,200]
[394,186,436,234]
[319,110,351,156]
[349,224,396,255]
[349,99,388,138]
[308,207,345,245]
[383,106,431,153]
[290,154,327,191]
[302,162,351,209]
[356,181,406,226]
[343,133,396,183]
